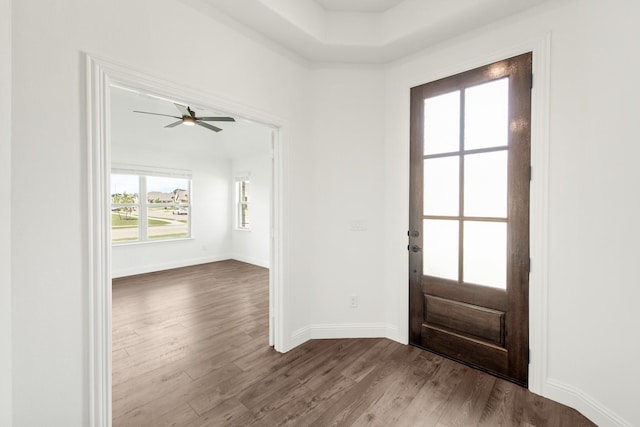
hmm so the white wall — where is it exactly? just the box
[297,65,390,341]
[10,0,640,426]
[110,87,234,277]
[0,0,11,424]
[231,154,272,268]
[10,0,310,425]
[383,1,640,426]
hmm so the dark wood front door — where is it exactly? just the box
[409,53,532,386]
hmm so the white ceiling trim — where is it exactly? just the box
[192,0,552,63]
[314,0,405,13]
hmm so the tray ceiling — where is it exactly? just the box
[313,0,405,13]
[190,0,554,63]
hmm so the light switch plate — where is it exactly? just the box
[349,219,367,231]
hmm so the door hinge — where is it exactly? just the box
[529,166,532,181]
[530,73,534,89]
[528,258,531,272]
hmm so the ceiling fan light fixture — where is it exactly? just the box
[134,104,233,132]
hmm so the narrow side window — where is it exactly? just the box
[235,176,250,230]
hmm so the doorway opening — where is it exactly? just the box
[86,55,286,425]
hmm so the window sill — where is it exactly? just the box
[112,237,194,247]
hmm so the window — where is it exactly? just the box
[111,172,191,243]
[235,176,250,230]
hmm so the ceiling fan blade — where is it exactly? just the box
[133,110,180,119]
[164,120,183,128]
[174,103,193,118]
[196,117,236,122]
[195,121,222,132]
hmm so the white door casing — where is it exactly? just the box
[86,54,289,427]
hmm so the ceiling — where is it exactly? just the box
[188,0,553,63]
[314,0,405,13]
[110,86,272,160]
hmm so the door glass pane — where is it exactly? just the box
[424,219,458,281]
[424,157,459,216]
[463,221,506,289]
[424,91,460,155]
[464,151,508,218]
[464,78,508,150]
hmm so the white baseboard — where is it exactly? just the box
[112,254,268,279]
[289,326,311,351]
[543,378,633,427]
[288,323,398,351]
[111,254,231,278]
[383,324,406,345]
[230,254,270,268]
[310,323,393,339]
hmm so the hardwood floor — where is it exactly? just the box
[112,260,595,427]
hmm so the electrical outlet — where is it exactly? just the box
[349,295,358,308]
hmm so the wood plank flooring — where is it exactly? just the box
[112,260,595,427]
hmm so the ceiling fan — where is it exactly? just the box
[133,103,235,132]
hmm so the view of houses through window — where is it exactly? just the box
[111,173,191,243]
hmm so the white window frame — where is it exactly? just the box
[111,165,192,244]
[235,174,250,230]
